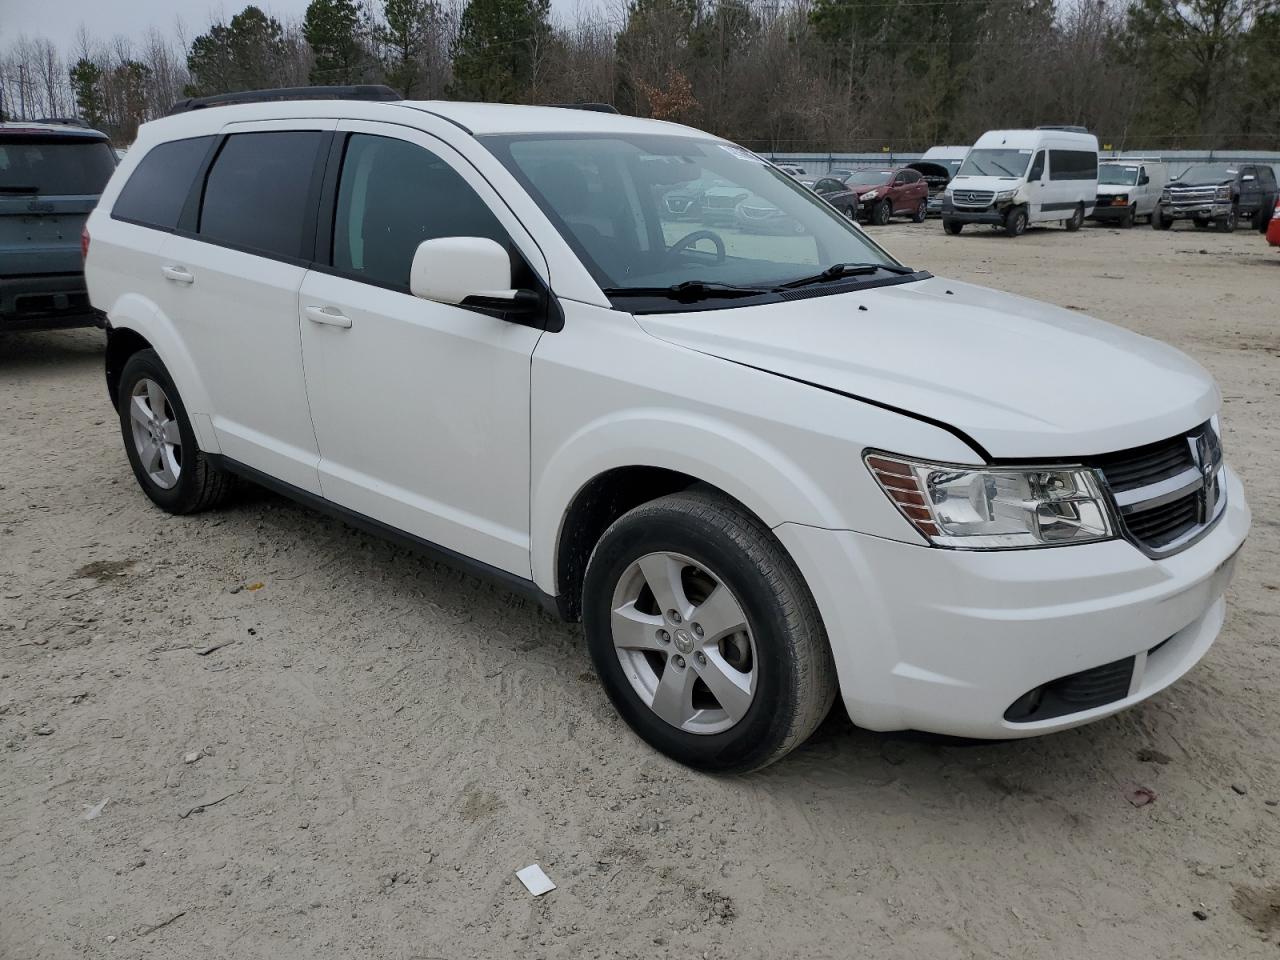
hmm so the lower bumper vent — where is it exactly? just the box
[1004,656,1135,723]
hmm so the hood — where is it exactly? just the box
[632,276,1218,460]
[948,174,1021,192]
[1170,178,1231,188]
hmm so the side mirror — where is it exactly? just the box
[1139,173,1150,185]
[410,236,537,312]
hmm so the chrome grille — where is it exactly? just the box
[952,189,994,207]
[1167,186,1219,207]
[1097,421,1225,557]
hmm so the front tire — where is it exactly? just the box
[1217,206,1238,232]
[582,490,837,773]
[1152,207,1173,229]
[871,199,891,226]
[117,349,235,514]
[911,199,927,223]
[1003,205,1028,237]
[1121,204,1136,228]
[1065,203,1084,231]
[943,219,964,235]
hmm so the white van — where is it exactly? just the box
[1090,157,1167,227]
[943,128,1099,237]
[84,90,1247,772]
[907,145,970,215]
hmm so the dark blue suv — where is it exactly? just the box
[1,120,116,330]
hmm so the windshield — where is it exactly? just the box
[1172,163,1237,183]
[1098,165,1139,185]
[483,133,896,292]
[0,137,115,194]
[957,148,1033,179]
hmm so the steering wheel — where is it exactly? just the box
[666,229,726,264]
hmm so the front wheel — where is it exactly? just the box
[582,490,837,773]
[870,199,891,226]
[1121,204,1136,228]
[943,219,964,235]
[1217,206,1238,232]
[1152,207,1173,230]
[1004,206,1028,237]
[117,349,236,514]
[911,199,927,223]
[1064,203,1084,231]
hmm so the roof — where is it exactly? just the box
[0,121,109,140]
[975,128,1099,147]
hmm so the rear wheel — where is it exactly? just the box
[1064,203,1084,231]
[117,349,235,514]
[871,199,891,226]
[1003,206,1028,237]
[582,490,837,773]
[943,219,964,235]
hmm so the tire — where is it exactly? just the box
[1217,206,1238,232]
[1152,207,1173,230]
[1064,203,1084,231]
[582,489,838,773]
[1193,219,1210,230]
[943,219,964,235]
[1121,204,1136,228]
[1003,205,1028,237]
[117,349,236,514]
[911,199,927,223]
[871,199,891,226]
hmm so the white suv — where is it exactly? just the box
[85,88,1250,772]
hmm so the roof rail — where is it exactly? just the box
[33,116,91,127]
[543,102,620,114]
[1036,124,1090,134]
[168,84,401,116]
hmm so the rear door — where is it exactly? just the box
[159,120,335,494]
[0,132,115,278]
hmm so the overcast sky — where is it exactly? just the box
[3,0,606,55]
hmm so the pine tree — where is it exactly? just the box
[69,58,106,128]
[449,0,552,102]
[304,0,369,85]
[376,0,440,98]
[186,6,288,96]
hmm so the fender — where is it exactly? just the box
[106,292,221,454]
[530,407,848,595]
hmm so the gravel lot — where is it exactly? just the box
[2,221,1278,959]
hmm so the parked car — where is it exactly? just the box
[1,119,116,331]
[840,168,929,225]
[734,195,807,234]
[1264,194,1280,247]
[907,145,968,215]
[660,175,738,220]
[1089,158,1167,227]
[943,127,1098,237]
[86,88,1249,773]
[1153,162,1279,232]
[774,162,806,177]
[800,176,860,218]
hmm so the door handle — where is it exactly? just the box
[305,305,352,329]
[161,265,194,284]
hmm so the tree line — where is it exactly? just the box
[1,0,1277,151]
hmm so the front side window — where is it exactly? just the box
[958,149,1033,179]
[483,133,895,292]
[198,131,324,259]
[332,134,508,290]
[113,136,214,229]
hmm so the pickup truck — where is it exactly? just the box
[1,120,116,330]
[1152,162,1278,232]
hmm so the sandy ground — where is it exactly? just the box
[2,220,1278,960]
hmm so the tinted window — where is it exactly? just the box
[333,134,508,290]
[0,137,115,195]
[112,136,213,229]
[1049,149,1098,181]
[900,170,921,183]
[1261,167,1277,188]
[199,131,323,259]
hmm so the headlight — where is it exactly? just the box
[995,189,1018,202]
[1161,189,1171,201]
[866,453,1115,549]
[861,189,879,200]
[1215,185,1231,200]
[1113,193,1128,203]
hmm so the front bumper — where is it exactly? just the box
[1162,201,1232,220]
[1088,202,1133,222]
[775,466,1250,739]
[941,200,1008,225]
[0,272,96,330]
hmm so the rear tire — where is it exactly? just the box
[943,219,964,235]
[1065,203,1084,231]
[117,349,236,515]
[582,489,838,773]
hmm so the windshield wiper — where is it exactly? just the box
[775,262,917,290]
[604,280,767,302]
[0,185,40,194]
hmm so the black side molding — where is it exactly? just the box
[207,455,566,619]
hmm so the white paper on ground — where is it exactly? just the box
[515,863,556,896]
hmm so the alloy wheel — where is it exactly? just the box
[609,551,757,735]
[128,378,182,490]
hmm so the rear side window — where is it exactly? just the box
[332,133,508,290]
[0,137,115,195]
[112,136,214,230]
[199,131,324,260]
[1049,149,1098,181]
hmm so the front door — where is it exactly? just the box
[1024,149,1047,222]
[297,121,547,578]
